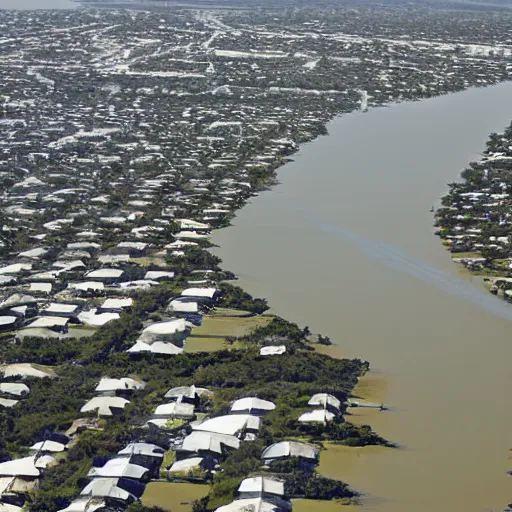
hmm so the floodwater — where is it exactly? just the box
[212,81,512,512]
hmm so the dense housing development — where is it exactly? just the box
[435,122,512,303]
[2,2,512,512]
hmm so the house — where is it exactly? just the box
[147,402,195,427]
[115,242,148,257]
[67,243,101,252]
[127,341,184,356]
[0,264,32,275]
[178,431,240,459]
[308,393,341,412]
[214,498,291,512]
[77,310,120,327]
[26,316,70,333]
[0,456,56,478]
[67,282,105,294]
[0,384,29,397]
[192,414,260,437]
[137,319,193,345]
[0,295,38,312]
[95,378,145,394]
[98,298,133,313]
[237,476,285,500]
[0,317,20,332]
[167,300,200,315]
[41,303,82,318]
[57,498,107,512]
[230,398,275,416]
[144,271,175,282]
[0,475,39,509]
[180,288,219,301]
[80,397,130,417]
[0,399,18,409]
[2,364,55,379]
[117,444,164,478]
[97,255,130,266]
[85,269,124,284]
[119,280,158,290]
[260,346,286,356]
[29,440,67,454]
[80,477,145,504]
[168,457,211,480]
[87,459,149,481]
[28,283,52,295]
[261,441,319,468]
[53,260,86,272]
[298,409,336,424]
[18,248,48,260]
[164,385,212,405]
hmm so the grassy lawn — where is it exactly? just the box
[185,313,272,353]
[142,482,210,512]
[451,252,483,259]
[131,256,168,267]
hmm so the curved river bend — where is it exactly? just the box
[212,82,512,512]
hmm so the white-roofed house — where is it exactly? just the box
[2,364,55,379]
[237,476,285,500]
[85,269,124,284]
[0,475,39,509]
[166,299,202,325]
[0,316,21,332]
[164,385,212,405]
[0,264,32,275]
[98,298,133,313]
[147,402,195,428]
[308,393,341,413]
[127,341,184,356]
[137,319,193,346]
[178,431,240,460]
[117,443,165,478]
[260,346,286,357]
[144,271,175,282]
[0,384,29,397]
[168,457,211,481]
[80,397,130,417]
[56,497,107,512]
[41,303,82,318]
[298,409,336,424]
[261,441,319,471]
[29,440,66,454]
[95,377,145,395]
[180,288,219,302]
[87,458,149,481]
[97,255,130,266]
[67,282,105,295]
[77,310,120,327]
[230,398,276,416]
[115,242,148,257]
[0,455,56,479]
[214,498,291,512]
[192,414,260,439]
[25,316,70,333]
[80,477,145,504]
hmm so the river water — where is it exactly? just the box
[212,81,512,512]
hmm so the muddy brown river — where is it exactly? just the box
[212,82,512,512]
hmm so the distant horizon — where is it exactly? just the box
[0,0,77,9]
